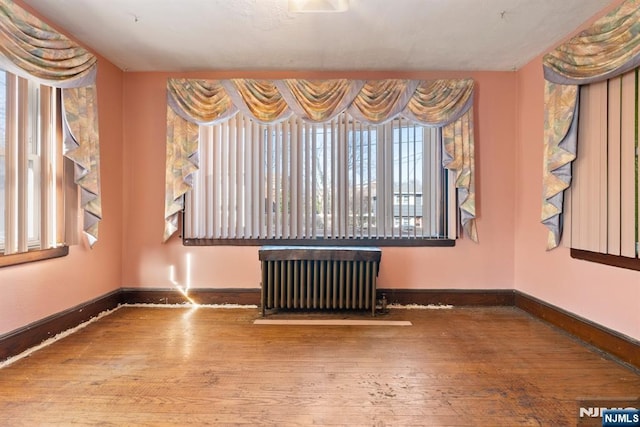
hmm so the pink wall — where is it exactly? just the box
[514,0,640,341]
[0,57,124,336]
[121,71,517,291]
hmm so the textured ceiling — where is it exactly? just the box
[22,0,613,72]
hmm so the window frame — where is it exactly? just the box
[566,68,639,270]
[570,248,640,272]
[182,111,458,247]
[0,70,69,268]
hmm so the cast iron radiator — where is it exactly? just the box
[259,246,382,316]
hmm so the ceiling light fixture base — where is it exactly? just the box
[288,0,349,13]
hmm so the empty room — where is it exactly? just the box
[1,0,639,425]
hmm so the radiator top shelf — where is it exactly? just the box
[258,246,381,263]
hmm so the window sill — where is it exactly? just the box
[0,246,69,268]
[570,248,640,272]
[183,238,455,247]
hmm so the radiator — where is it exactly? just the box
[259,246,382,316]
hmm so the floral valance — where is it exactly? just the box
[165,78,477,242]
[167,78,474,126]
[541,0,640,249]
[0,0,101,246]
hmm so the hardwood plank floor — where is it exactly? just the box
[0,306,638,426]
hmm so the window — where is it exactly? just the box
[566,67,640,270]
[0,70,68,267]
[183,111,456,245]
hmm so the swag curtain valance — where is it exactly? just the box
[541,0,640,249]
[164,78,478,243]
[0,0,101,246]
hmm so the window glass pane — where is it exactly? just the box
[27,158,40,243]
[393,122,423,236]
[27,81,41,245]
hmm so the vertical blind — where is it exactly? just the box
[184,111,455,241]
[566,68,639,258]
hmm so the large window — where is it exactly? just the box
[184,111,456,245]
[566,67,639,270]
[0,70,68,266]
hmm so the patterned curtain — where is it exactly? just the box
[165,77,477,243]
[542,0,640,249]
[0,0,101,246]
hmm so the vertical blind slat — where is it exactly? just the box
[607,77,622,256]
[636,71,640,259]
[40,85,52,249]
[17,78,29,253]
[290,119,298,237]
[598,81,609,254]
[620,71,636,257]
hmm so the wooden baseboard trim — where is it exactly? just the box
[514,291,640,370]
[119,288,514,307]
[120,288,261,306]
[0,289,122,362]
[2,288,638,371]
[378,288,515,306]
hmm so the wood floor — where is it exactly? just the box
[0,306,638,426]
